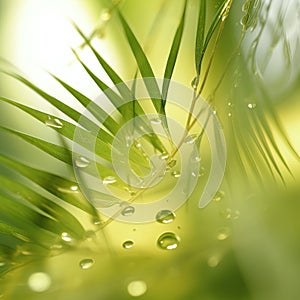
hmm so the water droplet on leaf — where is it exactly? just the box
[157,232,180,250]
[184,134,198,144]
[150,117,162,125]
[61,232,72,243]
[100,9,111,21]
[103,176,117,185]
[45,117,63,129]
[213,190,225,202]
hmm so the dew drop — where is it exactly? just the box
[100,9,111,21]
[75,156,89,168]
[213,190,225,202]
[159,152,169,160]
[184,134,198,144]
[191,76,199,89]
[79,258,94,270]
[103,176,117,185]
[61,232,72,243]
[150,117,162,125]
[247,103,256,109]
[28,272,51,293]
[156,210,176,224]
[217,227,230,241]
[45,117,63,129]
[127,280,147,297]
[171,170,181,178]
[228,112,232,117]
[157,232,180,250]
[121,206,135,216]
[122,240,134,249]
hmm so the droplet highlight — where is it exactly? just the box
[171,170,181,178]
[217,227,230,241]
[157,232,180,250]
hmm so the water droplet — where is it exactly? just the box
[242,1,250,12]
[184,134,198,144]
[150,117,162,125]
[28,272,51,293]
[124,187,136,196]
[79,258,94,270]
[127,280,147,297]
[122,240,134,249]
[220,208,232,219]
[212,110,217,115]
[125,135,133,148]
[45,117,63,129]
[213,190,225,202]
[61,232,72,243]
[192,156,201,163]
[228,112,232,117]
[156,210,176,224]
[157,232,180,250]
[217,227,230,241]
[57,185,79,194]
[75,156,89,168]
[159,152,169,160]
[247,103,256,109]
[191,76,199,89]
[207,255,220,268]
[121,206,135,216]
[0,262,6,267]
[171,170,181,178]
[100,9,111,21]
[135,142,142,149]
[103,176,117,185]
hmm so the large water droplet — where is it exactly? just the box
[127,280,147,297]
[75,156,89,168]
[61,232,72,243]
[121,206,135,216]
[122,240,134,249]
[45,117,63,129]
[79,258,94,270]
[28,272,51,293]
[103,176,117,185]
[184,134,198,144]
[156,210,176,224]
[157,232,180,250]
[217,227,230,241]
